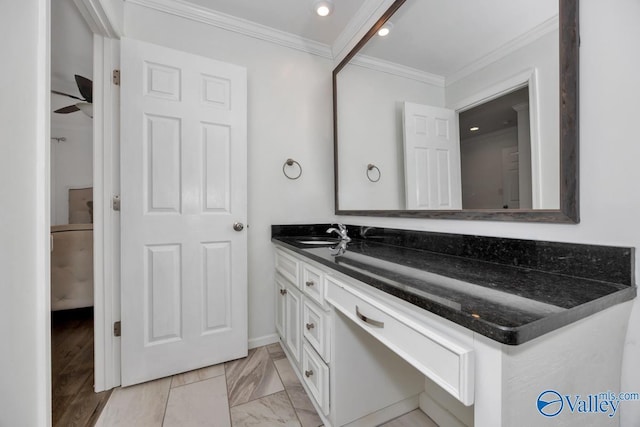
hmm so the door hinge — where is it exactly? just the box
[112,195,121,211]
[114,321,121,337]
[113,69,120,86]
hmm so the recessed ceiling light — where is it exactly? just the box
[314,0,333,17]
[470,126,480,132]
[378,22,394,36]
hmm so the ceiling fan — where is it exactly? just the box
[52,75,93,118]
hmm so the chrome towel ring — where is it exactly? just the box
[366,164,381,182]
[283,158,302,180]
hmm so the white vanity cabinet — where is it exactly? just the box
[273,244,632,427]
[274,246,437,425]
[275,247,332,414]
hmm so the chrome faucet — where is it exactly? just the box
[327,223,351,242]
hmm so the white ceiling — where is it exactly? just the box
[179,0,368,45]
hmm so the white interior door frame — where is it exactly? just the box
[92,34,121,392]
[74,0,123,392]
[449,69,542,208]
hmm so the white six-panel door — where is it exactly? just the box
[403,102,462,210]
[120,38,247,386]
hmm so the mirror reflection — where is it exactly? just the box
[336,0,559,211]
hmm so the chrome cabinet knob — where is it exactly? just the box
[233,222,244,232]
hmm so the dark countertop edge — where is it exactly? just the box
[510,287,637,345]
[272,237,637,346]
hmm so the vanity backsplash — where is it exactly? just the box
[272,224,634,286]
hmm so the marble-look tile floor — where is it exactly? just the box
[96,343,437,426]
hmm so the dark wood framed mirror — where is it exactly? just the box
[333,0,578,223]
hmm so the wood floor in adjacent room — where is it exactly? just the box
[51,308,112,427]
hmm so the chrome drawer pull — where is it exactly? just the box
[305,280,315,287]
[356,305,384,328]
[280,289,287,295]
[306,323,315,330]
[305,369,314,378]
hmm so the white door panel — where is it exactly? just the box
[403,102,462,210]
[502,146,520,209]
[120,38,247,386]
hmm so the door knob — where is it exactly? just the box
[233,222,244,232]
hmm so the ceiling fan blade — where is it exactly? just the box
[54,105,81,114]
[51,90,84,101]
[75,75,93,103]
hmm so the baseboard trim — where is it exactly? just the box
[419,392,468,427]
[344,395,420,427]
[248,333,279,350]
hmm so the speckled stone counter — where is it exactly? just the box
[271,224,636,345]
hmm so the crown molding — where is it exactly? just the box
[125,0,333,59]
[350,54,445,87]
[331,0,396,65]
[446,16,559,86]
[73,0,122,38]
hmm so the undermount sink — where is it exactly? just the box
[296,238,340,245]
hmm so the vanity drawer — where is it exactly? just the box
[302,343,330,415]
[325,276,474,406]
[302,263,326,307]
[303,299,330,363]
[275,248,300,287]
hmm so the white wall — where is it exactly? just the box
[123,3,336,344]
[446,30,559,209]
[50,123,93,225]
[0,0,51,426]
[336,64,444,210]
[460,127,518,209]
[339,1,640,425]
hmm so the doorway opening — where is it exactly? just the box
[50,0,112,424]
[458,86,532,209]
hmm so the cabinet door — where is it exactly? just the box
[275,275,287,338]
[285,284,302,366]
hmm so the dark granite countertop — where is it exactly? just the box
[271,224,636,345]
